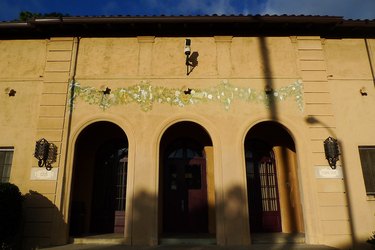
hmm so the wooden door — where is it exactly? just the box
[246,143,281,233]
[186,157,208,232]
[90,145,128,234]
[163,144,208,233]
[90,145,117,234]
[258,156,281,232]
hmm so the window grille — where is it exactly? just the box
[359,146,375,195]
[0,147,14,183]
[115,155,128,211]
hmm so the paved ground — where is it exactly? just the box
[43,243,338,250]
[40,233,340,250]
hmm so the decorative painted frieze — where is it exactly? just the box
[69,80,304,112]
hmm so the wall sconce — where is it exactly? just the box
[324,137,340,169]
[34,138,58,171]
[184,39,199,75]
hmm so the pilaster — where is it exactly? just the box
[215,36,233,77]
[24,37,75,247]
[137,36,155,76]
[296,36,351,247]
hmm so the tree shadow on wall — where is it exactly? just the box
[258,34,364,250]
[74,185,342,250]
[305,116,374,250]
[22,190,66,250]
[42,183,357,250]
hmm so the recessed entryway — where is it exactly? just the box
[159,121,215,241]
[244,121,304,237]
[69,121,128,237]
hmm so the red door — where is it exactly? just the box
[246,141,281,233]
[258,156,281,232]
[163,144,208,233]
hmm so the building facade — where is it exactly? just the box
[0,16,375,249]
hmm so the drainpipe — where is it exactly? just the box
[365,38,375,87]
[60,36,80,238]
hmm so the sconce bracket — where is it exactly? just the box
[34,138,58,171]
[324,136,340,169]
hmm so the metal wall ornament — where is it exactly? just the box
[34,138,58,171]
[324,137,340,169]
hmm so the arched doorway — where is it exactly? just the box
[69,121,129,237]
[245,121,304,235]
[159,121,215,237]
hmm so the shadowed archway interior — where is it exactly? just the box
[159,121,215,237]
[245,121,304,234]
[69,121,129,237]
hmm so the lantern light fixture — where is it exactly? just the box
[324,136,340,169]
[34,138,58,171]
[184,38,191,57]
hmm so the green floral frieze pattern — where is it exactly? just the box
[70,80,304,112]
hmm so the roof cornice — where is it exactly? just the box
[1,15,374,39]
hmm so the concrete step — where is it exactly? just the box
[160,234,216,245]
[252,233,305,244]
[71,233,304,245]
[71,233,126,244]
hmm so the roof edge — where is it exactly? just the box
[0,15,374,39]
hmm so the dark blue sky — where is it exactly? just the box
[1,0,375,21]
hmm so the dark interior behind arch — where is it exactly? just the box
[69,121,129,236]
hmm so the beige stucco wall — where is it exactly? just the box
[0,35,374,249]
[0,40,46,190]
[0,38,74,248]
[325,38,375,248]
[68,36,306,246]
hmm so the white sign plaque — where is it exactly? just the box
[30,167,58,181]
[315,166,343,179]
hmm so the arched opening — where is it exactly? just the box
[159,121,215,238]
[69,121,129,237]
[245,121,304,236]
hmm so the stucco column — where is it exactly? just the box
[217,128,251,246]
[129,114,159,246]
[205,146,216,235]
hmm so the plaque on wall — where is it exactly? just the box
[30,167,58,181]
[315,166,343,179]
